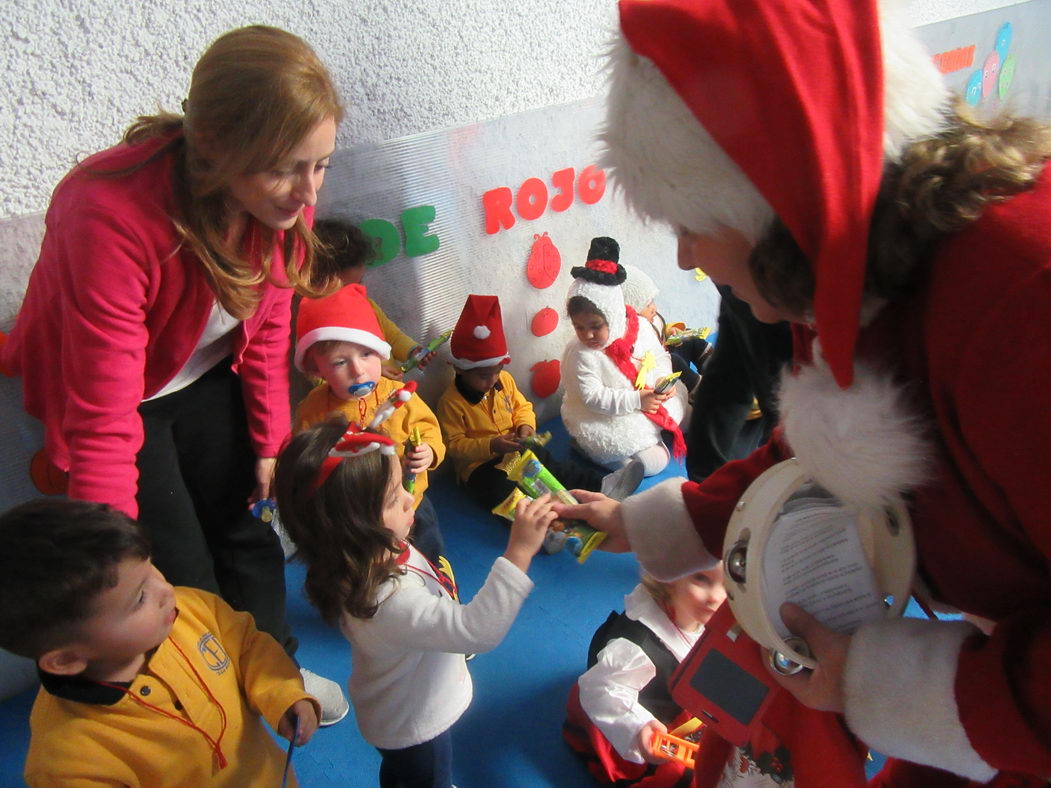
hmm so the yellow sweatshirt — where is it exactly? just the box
[371,298,418,362]
[25,587,317,788]
[437,370,536,484]
[294,376,445,507]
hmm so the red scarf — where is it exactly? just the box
[604,306,686,459]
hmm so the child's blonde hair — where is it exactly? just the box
[639,572,674,607]
[274,418,401,624]
[114,26,344,318]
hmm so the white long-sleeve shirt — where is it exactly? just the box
[341,545,533,749]
[577,584,701,763]
[561,319,686,465]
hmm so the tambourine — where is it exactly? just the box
[721,458,915,672]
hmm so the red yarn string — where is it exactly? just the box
[95,635,229,769]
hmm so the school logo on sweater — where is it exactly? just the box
[198,633,230,675]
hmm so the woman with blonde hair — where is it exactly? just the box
[3,25,348,722]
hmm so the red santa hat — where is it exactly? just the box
[449,295,511,370]
[294,283,392,372]
[601,0,949,387]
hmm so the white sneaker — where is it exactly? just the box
[300,668,349,726]
[600,458,645,501]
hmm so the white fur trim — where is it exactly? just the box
[879,0,951,160]
[473,325,491,340]
[600,37,774,243]
[844,618,996,782]
[568,277,626,346]
[779,356,931,510]
[622,479,715,581]
[449,354,510,371]
[294,327,391,371]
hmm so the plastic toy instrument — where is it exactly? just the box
[502,449,606,563]
[653,371,682,395]
[517,430,552,451]
[650,731,698,769]
[664,327,710,347]
[403,425,423,494]
[400,329,453,372]
[366,380,417,429]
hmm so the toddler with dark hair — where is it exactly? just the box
[0,499,318,787]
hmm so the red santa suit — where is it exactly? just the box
[601,0,1051,784]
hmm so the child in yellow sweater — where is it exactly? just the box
[313,218,438,380]
[294,283,446,563]
[1,499,319,788]
[437,295,643,517]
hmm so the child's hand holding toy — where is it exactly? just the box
[503,493,558,571]
[409,345,438,369]
[638,720,669,765]
[490,432,521,455]
[278,699,319,746]
[405,442,434,474]
[640,389,671,414]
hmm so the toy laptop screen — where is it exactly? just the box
[689,648,769,725]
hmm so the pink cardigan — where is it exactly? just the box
[3,137,309,517]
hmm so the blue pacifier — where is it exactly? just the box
[347,381,376,398]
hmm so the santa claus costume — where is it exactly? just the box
[561,237,687,475]
[597,0,1051,785]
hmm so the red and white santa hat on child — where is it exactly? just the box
[600,0,949,387]
[449,295,511,370]
[567,237,628,347]
[294,283,392,372]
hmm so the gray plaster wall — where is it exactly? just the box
[0,0,1019,220]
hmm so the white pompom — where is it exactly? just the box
[473,325,491,340]
[779,360,932,510]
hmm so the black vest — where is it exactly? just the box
[587,610,681,723]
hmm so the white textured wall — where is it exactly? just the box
[1,0,619,219]
[0,0,1021,219]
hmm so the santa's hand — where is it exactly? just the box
[768,603,849,712]
[551,490,630,552]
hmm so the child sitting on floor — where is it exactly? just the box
[437,294,645,515]
[293,283,446,563]
[274,420,556,788]
[622,263,713,396]
[312,217,438,380]
[564,568,726,787]
[561,237,688,476]
[0,499,319,788]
